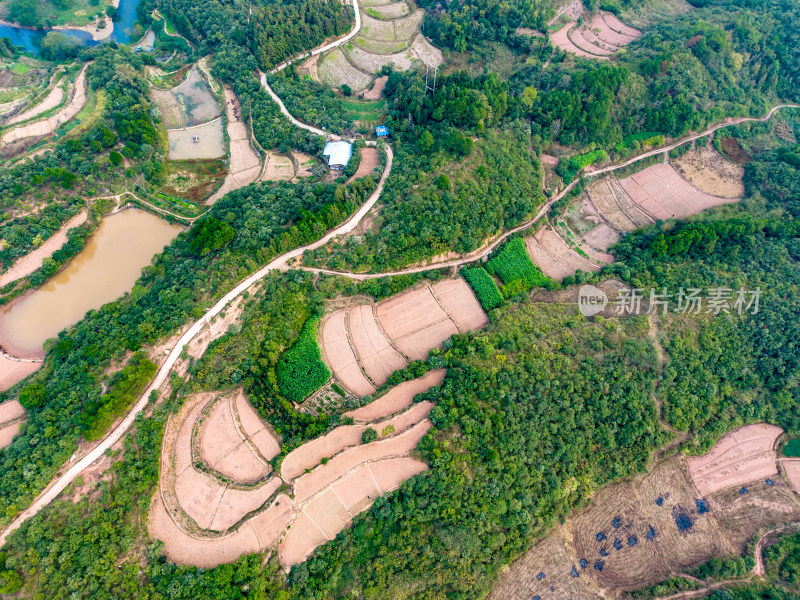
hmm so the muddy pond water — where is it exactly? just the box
[0,209,181,357]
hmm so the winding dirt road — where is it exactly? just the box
[0,144,393,548]
[0,85,796,549]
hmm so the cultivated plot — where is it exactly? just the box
[167,119,225,160]
[687,423,783,497]
[150,374,441,568]
[673,145,745,198]
[618,162,739,220]
[320,279,486,395]
[0,399,26,449]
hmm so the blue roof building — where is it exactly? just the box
[323,141,353,170]
[375,125,389,137]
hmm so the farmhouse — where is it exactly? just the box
[323,141,353,170]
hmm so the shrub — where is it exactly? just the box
[486,238,554,295]
[361,428,378,443]
[462,267,503,310]
[784,438,800,457]
[555,149,609,182]
[276,317,331,403]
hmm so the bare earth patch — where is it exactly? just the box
[346,368,445,422]
[167,118,225,160]
[783,459,800,496]
[207,87,262,204]
[687,423,783,497]
[6,83,64,126]
[0,398,26,449]
[320,279,485,395]
[0,354,40,392]
[151,373,439,568]
[2,65,89,146]
[360,75,387,100]
[347,147,380,182]
[672,146,745,198]
[618,163,738,221]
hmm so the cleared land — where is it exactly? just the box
[167,118,225,160]
[618,162,738,220]
[320,279,486,394]
[687,423,783,496]
[672,145,745,198]
[263,153,295,181]
[361,75,387,100]
[1,65,89,145]
[784,460,800,495]
[0,355,40,392]
[150,88,184,129]
[281,456,426,565]
[347,147,380,182]
[207,87,261,204]
[319,48,374,91]
[345,368,446,422]
[152,374,438,568]
[490,431,800,598]
[368,1,410,18]
[0,399,26,449]
[549,9,640,60]
[6,82,64,126]
[292,151,316,179]
[524,225,601,282]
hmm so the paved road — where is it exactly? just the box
[0,144,393,548]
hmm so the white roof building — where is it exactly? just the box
[323,141,353,170]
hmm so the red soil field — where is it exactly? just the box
[618,163,738,221]
[348,303,407,385]
[319,310,376,396]
[347,147,380,183]
[570,27,615,56]
[361,75,387,100]
[345,368,446,422]
[201,396,272,483]
[525,226,600,282]
[550,25,606,60]
[687,423,783,496]
[293,419,432,503]
[590,14,637,47]
[235,391,281,460]
[602,12,642,38]
[321,279,485,394]
[0,399,25,423]
[0,355,40,392]
[432,278,489,332]
[281,457,427,566]
[282,400,433,480]
[783,459,800,495]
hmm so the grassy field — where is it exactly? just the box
[162,158,227,202]
[10,63,30,75]
[339,98,386,122]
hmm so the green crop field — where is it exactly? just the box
[486,237,553,295]
[784,439,800,457]
[276,317,332,403]
[462,267,503,310]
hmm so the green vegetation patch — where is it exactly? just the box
[486,237,554,295]
[82,353,158,441]
[556,149,609,182]
[276,317,331,403]
[462,267,503,310]
[784,439,800,457]
[615,131,666,153]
